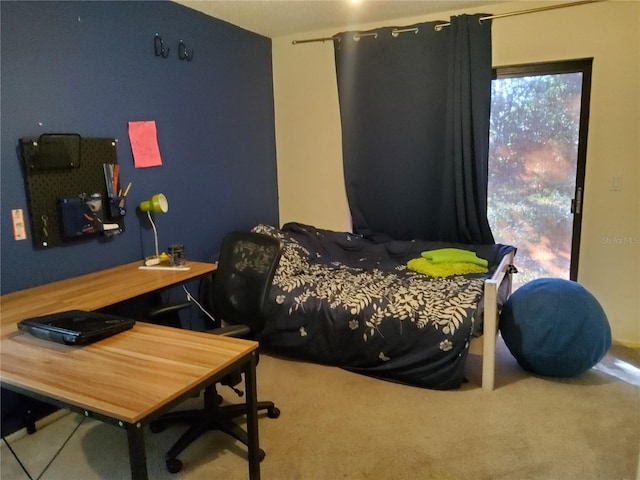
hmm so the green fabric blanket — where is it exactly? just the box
[407,257,488,277]
[421,248,488,268]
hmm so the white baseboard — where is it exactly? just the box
[613,339,640,349]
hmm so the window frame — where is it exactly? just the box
[491,58,593,280]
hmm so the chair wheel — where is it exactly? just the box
[267,407,281,419]
[166,457,183,474]
[258,448,266,462]
[149,421,165,433]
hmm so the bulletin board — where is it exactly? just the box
[19,135,127,249]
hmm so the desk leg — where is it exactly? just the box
[245,352,261,480]
[126,422,148,480]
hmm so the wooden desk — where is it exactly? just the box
[0,261,262,480]
[1,260,216,333]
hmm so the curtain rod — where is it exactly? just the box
[291,0,605,45]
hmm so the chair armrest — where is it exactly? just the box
[208,324,251,338]
[146,301,191,322]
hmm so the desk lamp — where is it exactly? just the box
[139,193,168,266]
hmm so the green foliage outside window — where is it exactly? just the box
[488,73,582,289]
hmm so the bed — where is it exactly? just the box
[253,223,517,391]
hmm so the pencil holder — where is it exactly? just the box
[168,243,186,267]
[108,196,126,218]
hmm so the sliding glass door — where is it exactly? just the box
[488,59,592,289]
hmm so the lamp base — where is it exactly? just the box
[141,254,190,271]
[144,252,171,266]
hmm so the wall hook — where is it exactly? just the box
[154,34,170,58]
[178,40,193,61]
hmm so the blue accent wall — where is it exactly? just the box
[1,1,278,294]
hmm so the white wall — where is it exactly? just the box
[272,0,640,347]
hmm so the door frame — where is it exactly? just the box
[492,58,593,280]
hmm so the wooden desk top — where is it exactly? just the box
[0,260,258,425]
[1,322,257,424]
[0,260,216,334]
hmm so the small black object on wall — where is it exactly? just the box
[19,134,126,249]
[154,33,170,58]
[178,40,193,61]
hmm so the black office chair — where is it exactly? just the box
[147,231,282,474]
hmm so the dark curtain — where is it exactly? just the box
[334,15,494,244]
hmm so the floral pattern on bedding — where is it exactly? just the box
[253,223,515,390]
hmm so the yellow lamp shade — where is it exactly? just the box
[139,194,168,213]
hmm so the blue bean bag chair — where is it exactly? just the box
[500,278,611,377]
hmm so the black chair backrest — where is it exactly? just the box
[210,231,281,333]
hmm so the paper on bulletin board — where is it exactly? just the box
[128,121,163,168]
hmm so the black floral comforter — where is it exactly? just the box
[254,223,515,390]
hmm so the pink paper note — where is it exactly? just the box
[128,121,163,168]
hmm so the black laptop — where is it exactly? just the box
[17,310,135,345]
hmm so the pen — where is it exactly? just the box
[103,164,114,197]
[119,182,132,208]
[113,164,119,194]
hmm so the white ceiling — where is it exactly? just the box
[177,0,504,38]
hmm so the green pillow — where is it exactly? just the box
[407,257,488,277]
[421,248,488,268]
